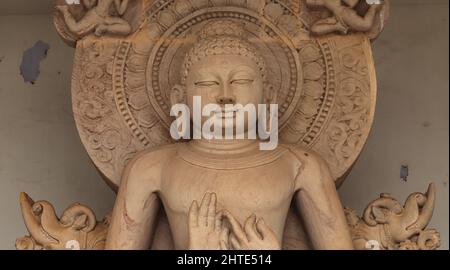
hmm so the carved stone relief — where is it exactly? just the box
[345,184,441,250]
[15,0,441,251]
[56,0,385,188]
[16,193,109,250]
[304,0,389,38]
[17,185,440,250]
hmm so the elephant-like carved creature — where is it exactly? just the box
[345,183,441,250]
[16,193,109,250]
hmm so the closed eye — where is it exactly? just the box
[195,81,219,87]
[231,79,254,85]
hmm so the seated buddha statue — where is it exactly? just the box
[105,20,354,250]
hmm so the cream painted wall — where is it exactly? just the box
[0,1,448,250]
[0,15,116,249]
[339,0,449,250]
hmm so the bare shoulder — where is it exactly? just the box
[121,144,179,190]
[113,144,180,227]
[282,144,327,168]
[127,143,178,171]
[281,144,331,190]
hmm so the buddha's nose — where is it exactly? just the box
[216,95,236,105]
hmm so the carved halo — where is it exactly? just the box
[146,7,305,130]
[70,0,377,188]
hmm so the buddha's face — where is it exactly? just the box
[184,54,265,133]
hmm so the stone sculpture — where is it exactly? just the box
[15,0,440,250]
[17,184,440,250]
[56,0,132,38]
[104,18,353,250]
[16,193,109,250]
[306,0,384,35]
[345,184,441,250]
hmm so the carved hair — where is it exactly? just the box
[181,20,267,85]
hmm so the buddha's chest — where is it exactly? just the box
[159,155,299,217]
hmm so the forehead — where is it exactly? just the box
[188,55,260,78]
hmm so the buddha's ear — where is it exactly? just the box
[170,84,187,107]
[264,83,277,104]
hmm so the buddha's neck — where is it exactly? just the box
[188,137,260,157]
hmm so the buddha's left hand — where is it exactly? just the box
[223,212,282,250]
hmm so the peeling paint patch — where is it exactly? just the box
[19,41,50,84]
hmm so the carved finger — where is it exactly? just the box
[220,227,230,250]
[198,193,212,226]
[223,210,247,243]
[256,218,276,240]
[207,193,217,228]
[215,210,224,232]
[220,240,229,251]
[244,214,260,241]
[230,234,241,250]
[188,200,199,228]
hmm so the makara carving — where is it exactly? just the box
[345,184,441,250]
[15,0,440,250]
[16,193,109,250]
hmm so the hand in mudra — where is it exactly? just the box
[188,193,229,250]
[223,211,281,250]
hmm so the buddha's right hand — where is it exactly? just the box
[188,193,229,250]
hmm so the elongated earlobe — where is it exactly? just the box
[170,84,187,107]
[264,83,277,105]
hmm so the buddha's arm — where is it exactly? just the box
[105,156,161,250]
[293,151,354,250]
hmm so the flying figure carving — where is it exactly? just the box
[306,0,384,35]
[57,0,132,37]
